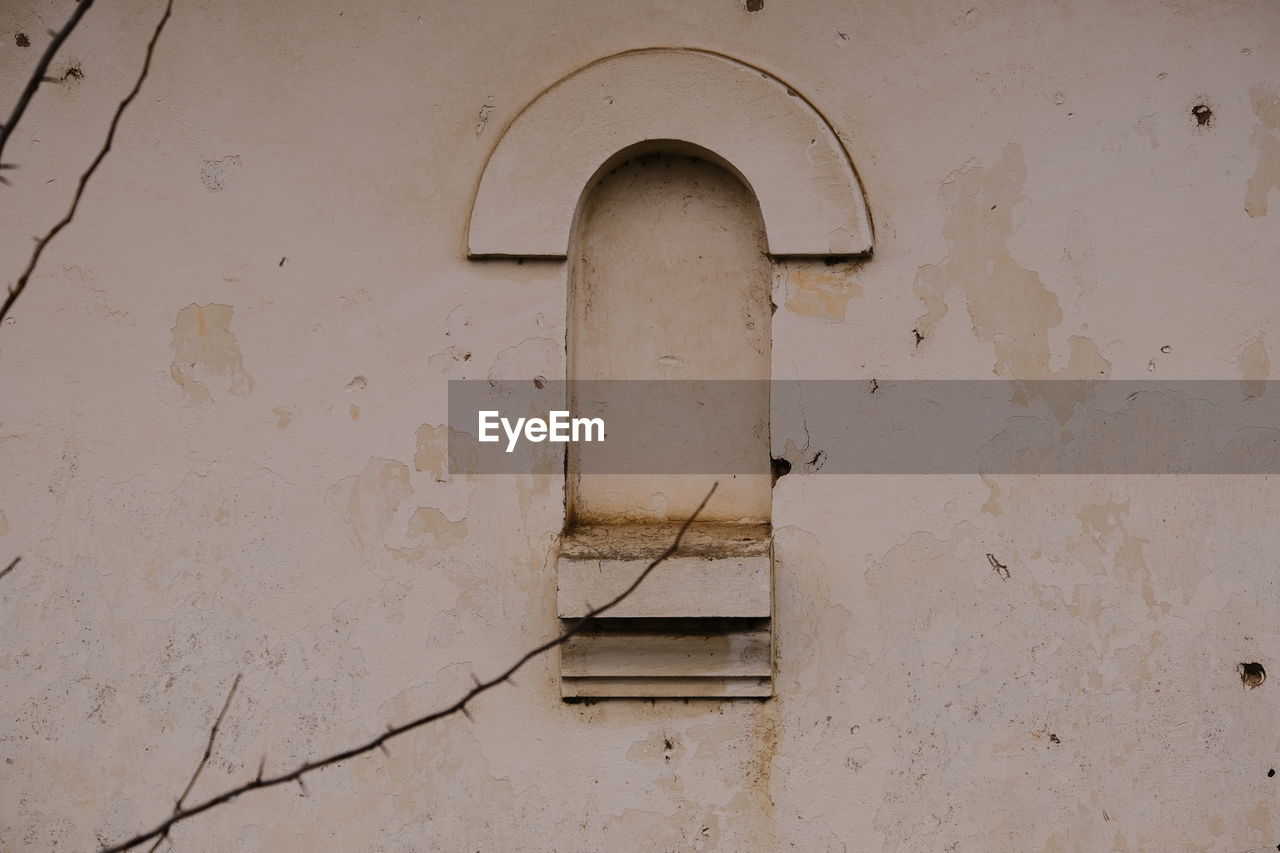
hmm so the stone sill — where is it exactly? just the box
[556,522,773,699]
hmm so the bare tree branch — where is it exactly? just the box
[0,0,97,174]
[98,483,719,853]
[0,556,18,582]
[0,0,174,328]
[145,674,241,853]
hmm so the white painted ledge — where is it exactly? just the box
[468,48,873,259]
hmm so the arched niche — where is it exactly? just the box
[567,148,772,526]
[555,148,775,699]
[467,48,874,259]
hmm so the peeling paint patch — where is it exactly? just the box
[1245,83,1280,217]
[407,506,467,547]
[1239,335,1270,400]
[1060,210,1097,305]
[345,458,413,551]
[783,265,861,321]
[913,144,1109,417]
[1102,113,1159,152]
[980,474,1003,516]
[169,304,254,403]
[414,424,448,482]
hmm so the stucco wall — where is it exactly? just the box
[1,0,1279,850]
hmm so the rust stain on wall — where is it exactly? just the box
[169,303,254,403]
[1245,83,1280,218]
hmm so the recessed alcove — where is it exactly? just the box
[559,151,774,698]
[465,48,874,699]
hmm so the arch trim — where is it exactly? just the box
[467,47,874,259]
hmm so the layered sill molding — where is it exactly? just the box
[557,523,773,699]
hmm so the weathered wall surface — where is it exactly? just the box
[1,0,1279,850]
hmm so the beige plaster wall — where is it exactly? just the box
[0,0,1278,850]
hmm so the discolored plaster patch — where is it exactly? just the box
[344,458,413,551]
[627,729,688,764]
[980,474,1003,516]
[914,145,1109,418]
[169,304,254,403]
[1102,113,1160,152]
[783,264,862,322]
[1238,335,1269,400]
[1072,498,1160,621]
[1060,210,1097,306]
[1244,83,1280,217]
[414,424,448,482]
[406,506,467,548]
[272,407,292,429]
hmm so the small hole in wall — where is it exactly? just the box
[1192,103,1213,127]
[1268,768,1275,777]
[744,0,764,10]
[1238,661,1266,688]
[770,456,791,484]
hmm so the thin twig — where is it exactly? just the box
[0,0,97,173]
[99,483,718,853]
[0,556,18,582]
[145,674,241,853]
[0,0,174,328]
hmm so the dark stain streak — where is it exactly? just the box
[870,378,879,394]
[912,328,924,347]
